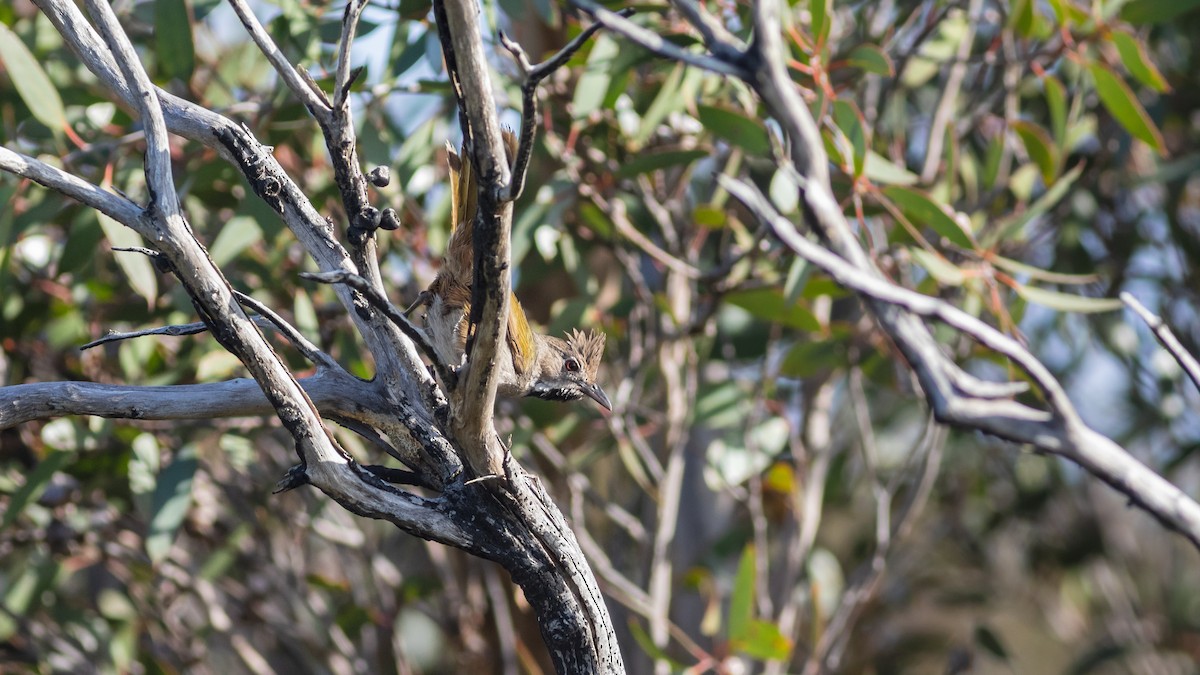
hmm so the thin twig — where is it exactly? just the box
[570,0,748,78]
[81,316,274,350]
[233,290,341,371]
[333,0,370,111]
[226,0,331,115]
[301,271,456,389]
[1122,292,1200,394]
[498,8,635,202]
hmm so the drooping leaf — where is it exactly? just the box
[811,0,832,45]
[832,100,867,176]
[1119,0,1200,25]
[1044,75,1068,145]
[95,212,159,309]
[910,247,966,286]
[616,149,707,178]
[208,215,263,267]
[882,186,975,249]
[726,288,820,331]
[1109,31,1169,92]
[572,34,619,120]
[146,445,198,564]
[0,451,72,531]
[155,0,195,81]
[845,44,894,76]
[1011,120,1060,184]
[1013,284,1123,313]
[985,163,1083,247]
[864,150,918,186]
[697,105,773,155]
[0,23,66,134]
[728,544,756,643]
[1088,62,1165,153]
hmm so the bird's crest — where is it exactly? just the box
[565,328,606,380]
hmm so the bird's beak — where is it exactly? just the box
[583,383,613,411]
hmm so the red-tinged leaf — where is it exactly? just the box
[1012,120,1060,184]
[882,186,975,249]
[1088,62,1165,154]
[1110,31,1169,92]
[846,44,893,76]
[1013,285,1123,313]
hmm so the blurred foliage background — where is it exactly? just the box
[2,0,1200,672]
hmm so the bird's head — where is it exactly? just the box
[528,329,611,410]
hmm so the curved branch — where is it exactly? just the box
[722,176,1200,550]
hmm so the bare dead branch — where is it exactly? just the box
[0,147,144,227]
[1122,292,1200,394]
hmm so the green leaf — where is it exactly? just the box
[0,450,72,531]
[572,34,619,120]
[1088,62,1165,153]
[155,0,195,81]
[697,105,773,155]
[736,620,792,661]
[208,215,263,266]
[989,255,1100,284]
[1009,0,1037,36]
[0,23,66,134]
[985,163,1083,247]
[845,44,894,76]
[780,339,842,377]
[628,619,684,667]
[1047,0,1089,24]
[1011,120,1060,185]
[864,150,918,186]
[634,62,685,146]
[1110,31,1169,92]
[146,445,198,564]
[726,288,820,331]
[832,100,867,176]
[616,149,707,178]
[95,212,159,309]
[910,247,966,286]
[728,545,755,642]
[882,186,974,249]
[1013,285,1123,313]
[770,169,800,214]
[1119,0,1200,24]
[1044,76,1068,145]
[810,0,831,45]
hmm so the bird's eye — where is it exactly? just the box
[564,357,581,373]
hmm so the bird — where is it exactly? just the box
[416,131,612,411]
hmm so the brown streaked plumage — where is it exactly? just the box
[420,133,611,410]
